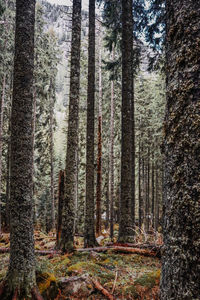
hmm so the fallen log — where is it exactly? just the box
[0,248,61,256]
[77,246,161,258]
[107,242,162,251]
[92,279,115,300]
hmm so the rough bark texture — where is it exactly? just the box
[60,0,82,252]
[84,0,97,247]
[118,0,134,243]
[161,1,200,299]
[56,170,65,247]
[4,0,37,298]
[50,92,55,230]
[151,153,154,228]
[0,74,6,235]
[109,50,115,239]
[138,139,142,229]
[96,24,102,236]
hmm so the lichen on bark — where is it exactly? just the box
[161,1,200,299]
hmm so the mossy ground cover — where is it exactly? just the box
[0,231,161,299]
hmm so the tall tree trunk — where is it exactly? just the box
[145,148,150,232]
[96,22,102,236]
[105,171,109,230]
[151,152,155,229]
[109,49,115,240]
[154,161,159,231]
[0,74,6,235]
[161,1,200,298]
[56,170,65,247]
[2,0,40,297]
[131,83,135,228]
[118,0,134,243]
[60,0,82,252]
[138,138,142,229]
[50,93,55,230]
[84,0,97,247]
[32,87,37,225]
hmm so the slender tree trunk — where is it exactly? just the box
[161,1,200,298]
[118,0,134,243]
[151,152,155,229]
[0,74,6,235]
[96,22,102,236]
[138,138,142,229]
[60,0,82,252]
[105,171,109,230]
[56,170,65,247]
[131,82,135,228]
[145,148,150,232]
[50,93,55,230]
[109,49,115,240]
[154,161,159,231]
[2,0,40,297]
[32,87,37,225]
[84,0,97,247]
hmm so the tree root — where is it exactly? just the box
[0,281,43,300]
[31,286,44,300]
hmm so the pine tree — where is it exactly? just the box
[84,0,98,247]
[118,0,134,243]
[161,1,200,298]
[59,0,82,252]
[0,0,42,298]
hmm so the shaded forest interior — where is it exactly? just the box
[0,0,199,299]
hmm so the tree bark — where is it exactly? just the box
[138,138,142,229]
[56,170,65,247]
[109,49,115,240]
[3,0,39,298]
[84,0,97,247]
[118,0,134,243]
[96,22,102,236]
[151,152,155,228]
[50,91,55,230]
[161,1,200,298]
[0,74,6,235]
[60,0,82,252]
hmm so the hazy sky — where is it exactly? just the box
[47,0,89,9]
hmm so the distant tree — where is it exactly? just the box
[161,0,200,299]
[59,0,82,252]
[0,0,42,298]
[84,0,98,247]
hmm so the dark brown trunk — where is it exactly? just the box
[161,1,200,298]
[84,0,97,247]
[109,49,115,240]
[50,94,55,230]
[105,171,109,230]
[118,0,134,243]
[154,161,159,231]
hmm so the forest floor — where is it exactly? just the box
[0,229,162,299]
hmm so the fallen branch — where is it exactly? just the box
[0,248,61,256]
[92,280,115,300]
[77,246,161,258]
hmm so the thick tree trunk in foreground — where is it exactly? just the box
[96,24,102,236]
[1,0,39,298]
[161,1,200,299]
[60,0,82,252]
[118,0,134,243]
[84,0,97,247]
